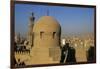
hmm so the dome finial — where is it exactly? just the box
[30,12,35,21]
[31,12,34,17]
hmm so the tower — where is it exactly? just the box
[28,12,35,47]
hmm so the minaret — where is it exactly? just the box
[28,12,35,47]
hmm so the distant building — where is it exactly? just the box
[61,38,66,46]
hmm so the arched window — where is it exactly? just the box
[40,31,44,39]
[53,32,56,39]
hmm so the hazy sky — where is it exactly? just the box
[15,3,94,37]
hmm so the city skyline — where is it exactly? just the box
[15,3,95,37]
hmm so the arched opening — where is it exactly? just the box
[40,31,44,39]
[53,32,56,39]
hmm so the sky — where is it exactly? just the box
[15,3,94,37]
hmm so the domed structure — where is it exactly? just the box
[33,16,61,48]
[33,16,61,33]
[29,16,61,65]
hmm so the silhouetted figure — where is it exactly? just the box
[16,59,25,66]
[17,59,21,66]
[18,61,25,66]
[87,46,95,62]
[60,43,76,63]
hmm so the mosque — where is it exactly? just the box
[15,13,61,65]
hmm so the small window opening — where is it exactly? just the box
[53,32,56,39]
[40,31,44,39]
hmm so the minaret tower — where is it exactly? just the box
[28,12,35,47]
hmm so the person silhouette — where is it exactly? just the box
[60,43,76,63]
[87,46,95,62]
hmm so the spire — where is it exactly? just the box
[28,12,35,47]
[30,12,35,21]
[31,12,34,17]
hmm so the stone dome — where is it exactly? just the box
[31,16,61,63]
[33,16,61,33]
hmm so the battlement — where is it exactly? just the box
[15,50,30,55]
